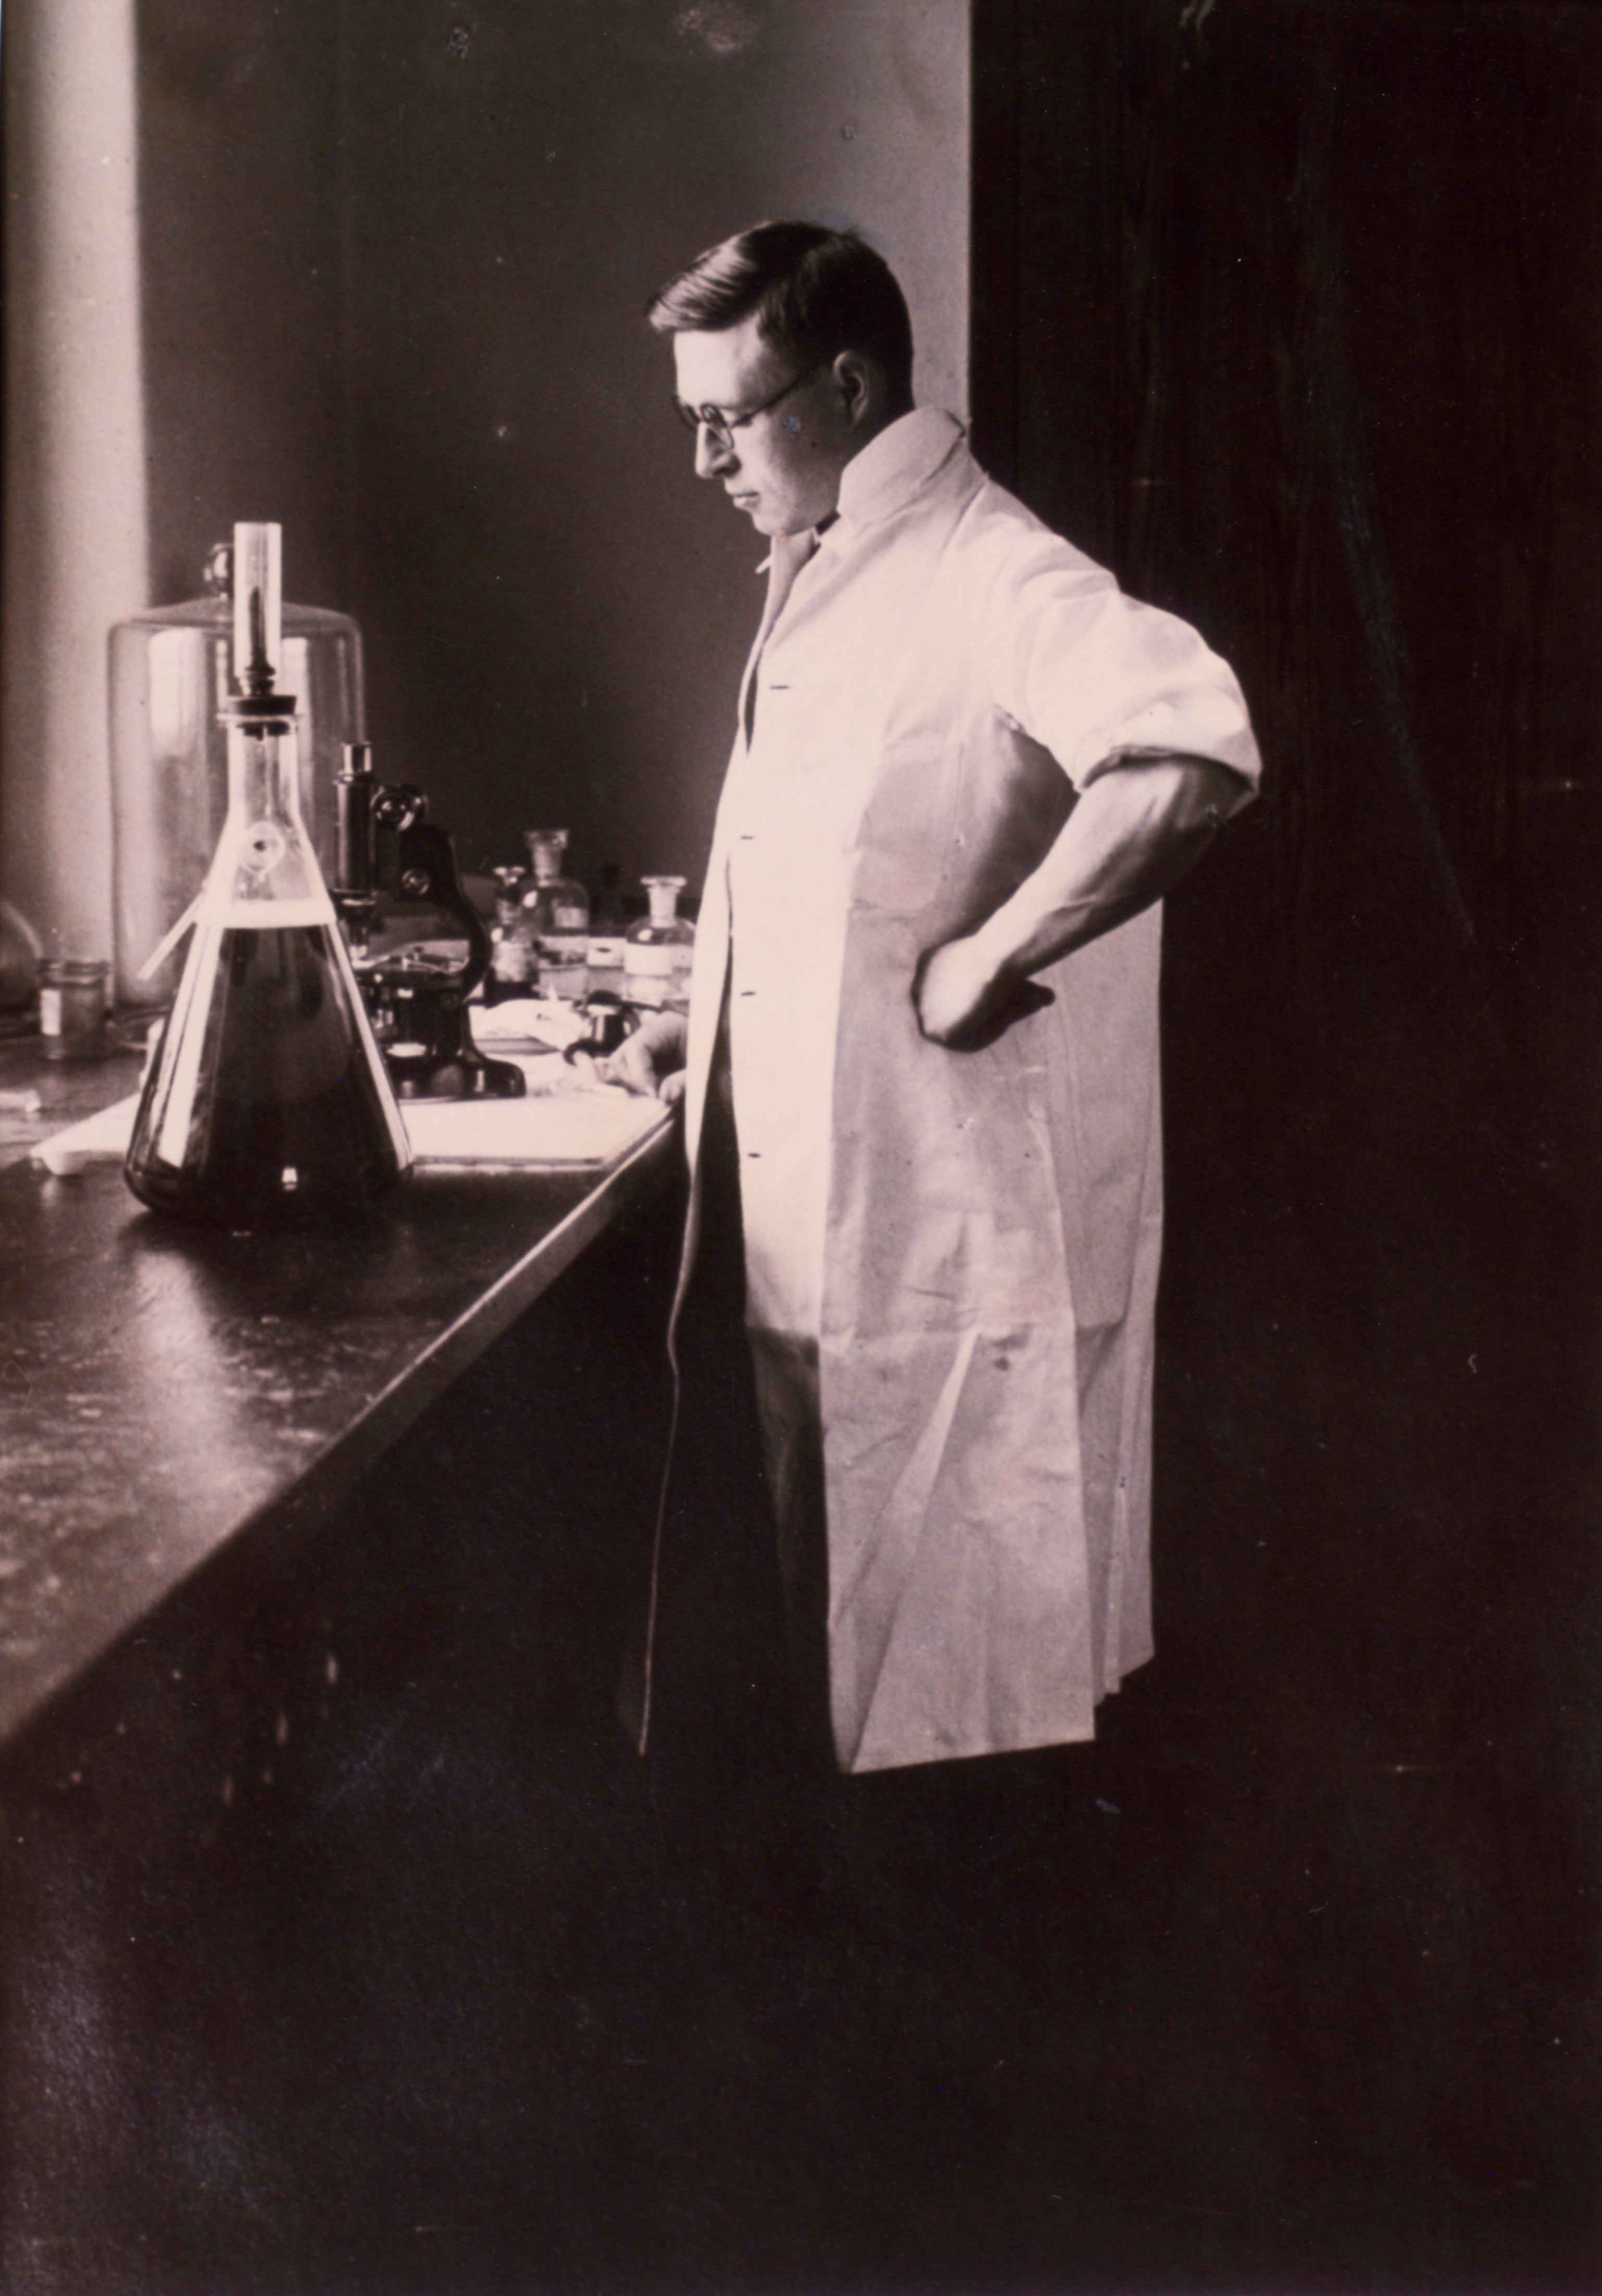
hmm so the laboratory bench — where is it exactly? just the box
[0,1022,702,2290]
[0,1030,680,1764]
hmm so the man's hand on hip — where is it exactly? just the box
[913,939,1054,1050]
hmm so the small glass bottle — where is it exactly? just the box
[624,875,695,1008]
[124,523,410,1226]
[487,865,533,994]
[522,830,590,1000]
[39,958,109,1060]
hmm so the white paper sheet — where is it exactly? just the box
[36,1083,670,1176]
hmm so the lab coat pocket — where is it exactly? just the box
[848,738,960,916]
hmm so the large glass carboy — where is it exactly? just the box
[125,525,410,1226]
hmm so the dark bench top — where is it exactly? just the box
[0,1038,677,1749]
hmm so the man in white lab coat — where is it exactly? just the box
[617,222,1260,1776]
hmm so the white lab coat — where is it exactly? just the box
[661,412,1259,1774]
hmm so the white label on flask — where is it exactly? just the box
[39,987,64,1037]
[624,945,675,976]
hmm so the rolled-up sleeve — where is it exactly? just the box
[977,531,1262,797]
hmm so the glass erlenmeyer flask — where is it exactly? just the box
[125,525,410,1226]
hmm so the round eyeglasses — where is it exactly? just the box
[672,364,824,452]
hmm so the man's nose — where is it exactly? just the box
[694,423,735,481]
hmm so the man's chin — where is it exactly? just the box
[744,506,819,540]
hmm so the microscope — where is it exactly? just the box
[331,742,525,1101]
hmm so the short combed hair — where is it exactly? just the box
[647,222,914,401]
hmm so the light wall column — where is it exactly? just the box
[1,0,148,959]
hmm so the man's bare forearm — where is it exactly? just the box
[915,755,1254,1044]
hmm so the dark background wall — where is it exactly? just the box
[972,1,1599,2258]
[973,0,1602,1703]
[133,0,969,897]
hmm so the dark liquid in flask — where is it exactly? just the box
[126,922,406,1226]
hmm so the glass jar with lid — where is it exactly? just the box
[623,875,695,1008]
[39,957,109,1060]
[522,830,590,999]
[487,865,534,994]
[110,536,364,1010]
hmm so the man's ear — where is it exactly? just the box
[831,348,881,429]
